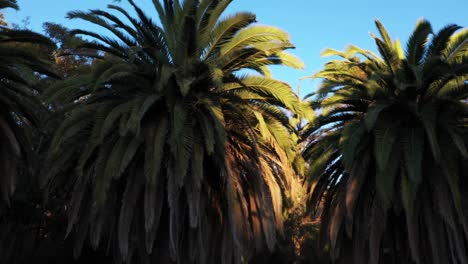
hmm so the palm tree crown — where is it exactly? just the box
[0,0,56,206]
[44,0,305,263]
[303,19,468,264]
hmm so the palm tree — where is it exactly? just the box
[44,0,305,263]
[0,0,56,206]
[0,1,59,263]
[302,19,468,264]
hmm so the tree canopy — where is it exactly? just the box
[0,1,466,264]
[303,19,468,264]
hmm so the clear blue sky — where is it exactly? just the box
[6,0,468,97]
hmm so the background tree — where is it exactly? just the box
[42,22,95,77]
[44,0,306,263]
[303,19,468,264]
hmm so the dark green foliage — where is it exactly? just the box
[0,0,56,207]
[0,1,467,263]
[44,1,305,263]
[0,1,59,263]
[303,19,468,264]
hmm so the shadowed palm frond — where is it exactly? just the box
[0,3,56,206]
